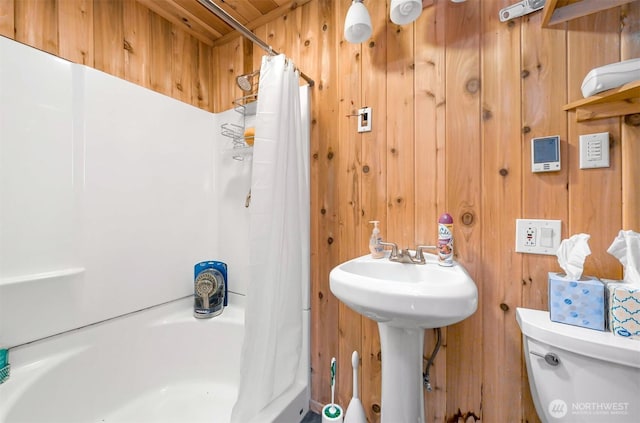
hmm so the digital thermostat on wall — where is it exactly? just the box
[531,135,561,173]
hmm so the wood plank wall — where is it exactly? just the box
[212,1,640,422]
[0,0,213,112]
[2,1,639,422]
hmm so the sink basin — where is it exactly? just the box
[329,252,478,423]
[330,253,478,328]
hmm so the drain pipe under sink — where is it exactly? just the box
[422,328,442,392]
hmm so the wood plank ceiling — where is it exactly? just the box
[137,0,312,47]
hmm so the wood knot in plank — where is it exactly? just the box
[523,126,531,134]
[499,168,508,176]
[461,212,474,226]
[181,17,192,29]
[372,403,381,413]
[327,237,334,245]
[624,113,640,126]
[482,108,492,121]
[521,69,530,79]
[465,78,480,94]
[123,39,133,53]
[500,303,509,312]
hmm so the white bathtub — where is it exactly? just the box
[0,293,309,423]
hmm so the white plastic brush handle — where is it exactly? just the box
[330,357,336,410]
[351,351,359,399]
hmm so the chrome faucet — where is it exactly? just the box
[378,242,437,264]
[413,245,437,264]
[379,241,399,259]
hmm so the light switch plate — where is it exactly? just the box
[579,132,609,169]
[515,219,562,255]
[358,107,372,133]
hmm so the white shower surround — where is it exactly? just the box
[0,294,310,423]
[0,36,309,422]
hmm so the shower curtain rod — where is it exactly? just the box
[197,0,315,88]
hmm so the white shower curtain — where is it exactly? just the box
[230,54,309,423]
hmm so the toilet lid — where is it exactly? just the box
[516,307,640,369]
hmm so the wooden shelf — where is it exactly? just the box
[563,80,640,122]
[541,0,637,27]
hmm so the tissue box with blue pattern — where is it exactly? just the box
[548,272,605,331]
[603,279,640,339]
[606,230,640,340]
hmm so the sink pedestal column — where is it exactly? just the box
[378,323,425,423]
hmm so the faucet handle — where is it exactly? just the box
[414,245,437,263]
[379,241,399,258]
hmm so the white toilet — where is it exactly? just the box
[516,308,640,423]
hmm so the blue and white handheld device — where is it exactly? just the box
[194,261,228,318]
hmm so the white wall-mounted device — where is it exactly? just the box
[358,107,372,133]
[499,0,545,22]
[515,219,562,255]
[579,132,610,169]
[531,135,561,173]
[581,58,640,98]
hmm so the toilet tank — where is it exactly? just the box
[517,308,640,423]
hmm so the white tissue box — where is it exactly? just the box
[548,272,605,331]
[603,279,640,340]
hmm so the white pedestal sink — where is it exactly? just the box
[330,253,478,423]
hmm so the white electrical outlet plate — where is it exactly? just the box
[579,132,610,169]
[515,219,562,255]
[358,107,372,133]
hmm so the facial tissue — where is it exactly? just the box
[549,234,605,331]
[605,230,640,339]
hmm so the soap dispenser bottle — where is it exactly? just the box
[369,221,384,259]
